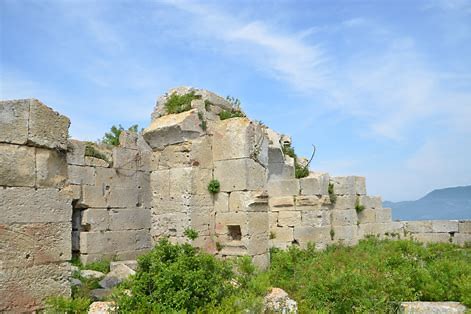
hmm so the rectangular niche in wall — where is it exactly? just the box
[227,225,242,241]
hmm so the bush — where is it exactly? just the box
[165,91,201,114]
[113,238,234,312]
[295,163,309,179]
[219,109,245,120]
[208,179,221,193]
[84,143,110,163]
[45,296,91,313]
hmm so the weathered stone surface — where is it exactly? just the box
[229,191,269,212]
[332,209,357,226]
[28,99,70,150]
[68,165,95,185]
[459,221,471,234]
[88,301,115,314]
[264,288,298,314]
[85,156,110,168]
[110,260,138,272]
[267,179,300,196]
[0,143,36,187]
[293,226,331,245]
[278,211,301,227]
[268,160,295,181]
[113,147,140,170]
[214,192,229,212]
[82,209,110,231]
[80,230,152,254]
[269,196,295,209]
[331,176,366,195]
[0,262,71,312]
[358,222,403,238]
[399,302,466,314]
[375,207,392,223]
[214,158,266,191]
[36,148,68,187]
[143,109,204,150]
[358,195,382,209]
[432,220,459,233]
[331,195,356,210]
[357,208,376,224]
[0,187,72,223]
[215,212,247,236]
[99,264,135,289]
[107,187,139,208]
[109,208,151,230]
[300,173,329,195]
[403,221,433,233]
[0,99,29,145]
[301,210,330,227]
[0,222,71,267]
[412,233,451,244]
[271,227,294,244]
[67,139,86,165]
[452,233,471,246]
[90,289,112,301]
[81,185,107,208]
[332,225,358,245]
[80,270,106,279]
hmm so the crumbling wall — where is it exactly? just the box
[67,132,152,263]
[0,99,72,312]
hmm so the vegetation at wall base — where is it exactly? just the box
[165,91,201,114]
[47,238,471,313]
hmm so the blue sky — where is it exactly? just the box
[1,0,470,202]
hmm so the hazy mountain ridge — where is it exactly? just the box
[384,185,471,221]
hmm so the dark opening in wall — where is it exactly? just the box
[71,200,82,259]
[227,225,242,241]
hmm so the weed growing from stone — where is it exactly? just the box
[219,109,246,120]
[204,99,213,111]
[84,143,110,163]
[165,91,201,114]
[197,111,207,131]
[355,197,365,213]
[208,179,221,193]
[184,227,199,241]
[328,183,337,204]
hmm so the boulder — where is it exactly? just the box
[88,301,115,314]
[264,287,298,313]
[80,270,105,280]
[99,264,135,289]
[90,289,112,301]
[399,302,467,314]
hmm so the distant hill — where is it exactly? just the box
[384,185,471,221]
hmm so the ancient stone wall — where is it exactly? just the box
[0,99,72,312]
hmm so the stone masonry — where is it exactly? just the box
[1,89,470,312]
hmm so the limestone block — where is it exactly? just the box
[195,89,233,111]
[110,260,138,272]
[34,148,67,188]
[331,176,366,195]
[252,253,270,270]
[0,143,36,187]
[246,237,268,255]
[300,173,329,195]
[357,208,376,224]
[358,195,382,209]
[95,168,139,190]
[214,192,229,213]
[82,208,110,231]
[269,196,295,209]
[80,230,151,254]
[137,172,152,209]
[375,207,392,223]
[0,222,71,267]
[0,262,71,313]
[150,169,170,198]
[293,226,331,246]
[229,191,269,212]
[271,227,294,243]
[67,140,85,165]
[248,212,268,236]
[267,179,300,197]
[332,225,358,245]
[190,136,213,169]
[190,211,212,236]
[150,212,190,240]
[158,142,192,169]
[215,212,247,236]
[269,212,278,229]
[113,147,140,170]
[358,222,403,238]
[67,165,94,186]
[118,131,138,149]
[332,209,357,226]
[268,146,284,164]
[403,221,433,233]
[452,233,471,246]
[214,158,266,192]
[431,220,459,233]
[28,99,70,150]
[331,195,357,210]
[212,118,267,164]
[295,195,322,209]
[107,187,139,208]
[399,302,467,314]
[268,161,295,181]
[190,168,213,195]
[412,233,451,244]
[80,249,150,264]
[459,221,471,233]
[0,99,29,145]
[301,210,330,227]
[150,150,161,171]
[0,187,72,223]
[143,109,204,150]
[81,185,107,208]
[277,211,301,227]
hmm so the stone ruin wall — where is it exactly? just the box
[1,88,470,312]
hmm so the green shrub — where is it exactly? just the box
[295,163,309,179]
[84,143,110,163]
[282,144,296,159]
[45,296,91,313]
[355,197,365,213]
[102,124,139,146]
[328,183,337,204]
[219,109,246,120]
[165,91,201,114]
[113,238,234,312]
[208,179,221,193]
[184,227,199,241]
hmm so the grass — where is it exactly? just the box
[165,91,201,114]
[219,109,246,120]
[84,142,110,163]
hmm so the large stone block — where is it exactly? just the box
[332,209,357,226]
[248,212,268,236]
[143,109,204,150]
[157,142,192,169]
[300,173,329,195]
[107,187,140,208]
[82,208,110,231]
[375,207,392,223]
[332,225,358,245]
[330,176,366,195]
[214,158,266,192]
[267,161,295,181]
[399,302,467,314]
[113,147,140,170]
[270,226,294,244]
[301,210,330,227]
[81,185,107,208]
[358,222,403,238]
[431,220,459,233]
[0,143,35,187]
[357,208,376,224]
[331,195,357,210]
[36,148,67,188]
[68,165,95,185]
[150,212,190,240]
[358,195,382,209]
[0,187,72,224]
[459,221,471,234]
[67,140,86,165]
[0,222,71,267]
[214,192,229,213]
[0,262,71,313]
[412,233,451,244]
[269,196,295,209]
[215,212,247,236]
[403,221,433,233]
[28,99,70,150]
[0,99,29,145]
[80,230,151,254]
[277,211,301,227]
[229,191,269,212]
[109,208,151,230]
[293,226,331,246]
[267,179,300,197]
[452,233,471,246]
